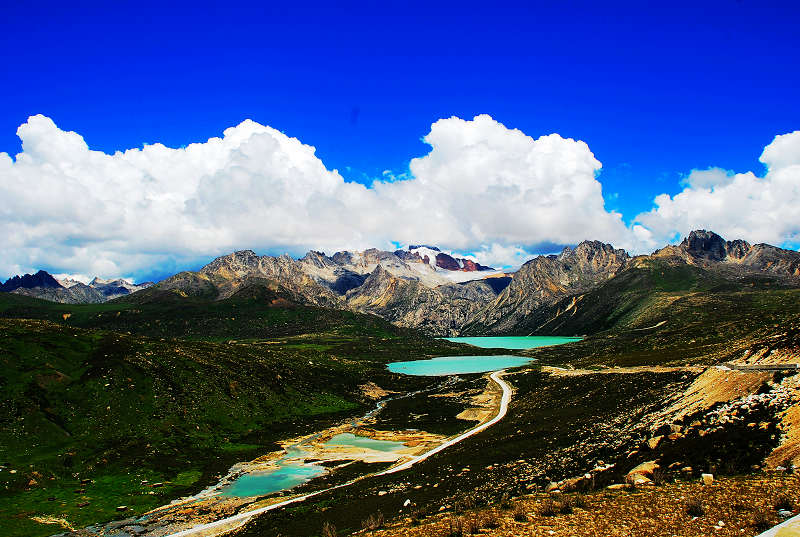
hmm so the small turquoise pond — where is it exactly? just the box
[324,433,405,452]
[387,355,533,376]
[221,433,405,497]
[443,336,581,349]
[221,463,325,497]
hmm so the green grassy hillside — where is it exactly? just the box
[0,290,476,536]
[516,261,800,368]
[0,279,404,341]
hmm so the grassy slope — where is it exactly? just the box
[511,260,800,368]
[0,286,483,537]
[0,282,401,342]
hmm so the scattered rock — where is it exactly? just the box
[647,436,663,450]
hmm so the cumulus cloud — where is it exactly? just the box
[0,114,629,279]
[2,113,795,282]
[634,131,800,250]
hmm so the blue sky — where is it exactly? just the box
[1,1,799,281]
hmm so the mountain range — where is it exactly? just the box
[0,270,152,304]
[3,231,799,335]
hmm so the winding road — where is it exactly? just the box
[162,370,513,537]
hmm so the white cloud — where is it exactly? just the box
[634,131,800,250]
[0,114,630,280]
[2,114,796,282]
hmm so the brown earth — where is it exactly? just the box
[363,474,799,537]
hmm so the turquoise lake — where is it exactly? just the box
[388,336,580,376]
[221,433,405,497]
[443,336,581,349]
[324,433,405,452]
[221,463,325,497]
[387,355,533,376]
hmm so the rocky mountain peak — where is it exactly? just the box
[680,230,729,261]
[299,250,330,268]
[1,270,62,292]
[200,250,262,276]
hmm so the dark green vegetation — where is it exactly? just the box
[371,376,488,436]
[237,371,690,536]
[0,279,402,341]
[0,284,489,537]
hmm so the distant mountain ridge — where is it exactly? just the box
[463,230,800,335]
[0,270,61,292]
[4,230,799,335]
[0,271,152,304]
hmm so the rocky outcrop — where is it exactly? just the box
[345,266,501,336]
[462,241,629,335]
[195,250,343,307]
[654,230,800,280]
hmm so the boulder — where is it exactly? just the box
[625,460,659,486]
[701,473,714,485]
[559,477,584,492]
[626,474,653,486]
[628,460,659,478]
[646,436,663,450]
